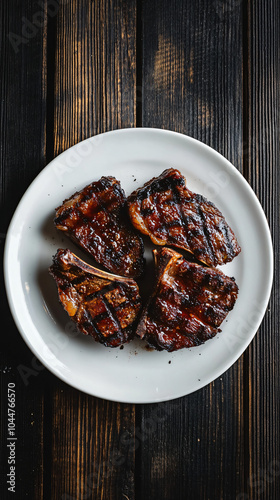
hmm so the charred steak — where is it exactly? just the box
[49,249,142,347]
[54,176,144,278]
[127,168,241,267]
[136,248,238,351]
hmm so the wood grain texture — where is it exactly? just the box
[245,1,280,498]
[51,384,136,500]
[50,1,137,499]
[0,0,47,498]
[54,0,136,156]
[141,0,243,167]
[138,1,245,499]
[1,1,279,499]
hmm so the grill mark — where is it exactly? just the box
[59,192,107,235]
[90,181,125,213]
[84,281,124,302]
[170,261,237,325]
[82,300,123,342]
[72,281,138,341]
[82,309,104,340]
[79,192,92,203]
[113,298,139,313]
[141,249,238,351]
[86,292,138,320]
[104,244,127,262]
[60,183,123,222]
[55,177,144,277]
[73,203,130,254]
[71,229,130,274]
[196,204,216,263]
[138,178,216,265]
[54,208,72,225]
[140,179,185,238]
[51,247,142,347]
[85,294,128,338]
[163,219,183,228]
[141,207,153,217]
[136,175,184,202]
[167,182,191,241]
[129,170,240,269]
[163,272,212,324]
[84,281,140,318]
[140,185,163,231]
[72,205,129,263]
[92,309,116,324]
[101,295,123,333]
[97,324,134,347]
[220,221,235,258]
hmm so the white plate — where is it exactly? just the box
[4,128,273,403]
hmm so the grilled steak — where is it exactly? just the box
[49,249,142,347]
[136,248,238,351]
[54,177,144,278]
[127,168,241,267]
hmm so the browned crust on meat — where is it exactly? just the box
[49,249,142,347]
[127,168,241,267]
[136,247,239,352]
[54,176,145,278]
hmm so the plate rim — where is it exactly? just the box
[4,127,274,403]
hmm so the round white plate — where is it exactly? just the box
[4,128,273,403]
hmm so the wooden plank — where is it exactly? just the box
[0,0,47,498]
[50,1,137,499]
[53,0,136,156]
[51,384,136,500]
[138,1,245,498]
[245,1,280,498]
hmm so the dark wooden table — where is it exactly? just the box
[1,1,279,499]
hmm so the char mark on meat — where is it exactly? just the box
[127,168,241,267]
[136,247,238,352]
[49,249,142,347]
[54,176,145,278]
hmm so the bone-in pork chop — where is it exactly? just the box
[136,247,238,351]
[49,249,142,347]
[127,168,240,267]
[54,176,144,278]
